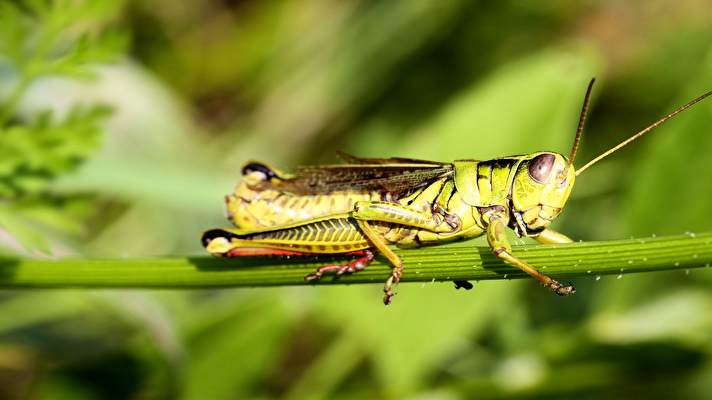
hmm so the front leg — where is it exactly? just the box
[486,214,575,296]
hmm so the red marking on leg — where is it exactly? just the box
[336,251,375,276]
[343,250,369,256]
[305,251,375,282]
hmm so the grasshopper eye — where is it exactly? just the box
[528,154,555,183]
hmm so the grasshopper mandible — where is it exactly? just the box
[202,79,712,305]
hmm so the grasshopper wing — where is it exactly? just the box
[258,154,453,197]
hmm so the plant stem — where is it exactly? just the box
[0,233,710,288]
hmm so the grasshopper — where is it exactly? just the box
[202,79,712,305]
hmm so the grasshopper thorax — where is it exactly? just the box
[510,152,575,236]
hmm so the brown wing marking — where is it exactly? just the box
[257,156,453,197]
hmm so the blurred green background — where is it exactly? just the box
[0,1,711,399]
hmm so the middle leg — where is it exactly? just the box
[350,200,464,304]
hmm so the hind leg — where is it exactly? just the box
[304,250,375,282]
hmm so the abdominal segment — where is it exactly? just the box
[227,171,380,230]
[227,217,372,254]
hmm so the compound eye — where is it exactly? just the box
[528,154,555,183]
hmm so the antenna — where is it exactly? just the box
[576,89,712,176]
[568,78,596,169]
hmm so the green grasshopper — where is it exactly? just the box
[202,79,712,305]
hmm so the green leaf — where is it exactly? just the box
[47,30,128,78]
[0,105,111,198]
[624,50,712,236]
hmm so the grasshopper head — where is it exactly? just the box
[509,152,575,235]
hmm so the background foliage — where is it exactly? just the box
[0,1,711,399]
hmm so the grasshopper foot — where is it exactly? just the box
[382,263,404,305]
[548,279,576,296]
[304,271,323,282]
[383,287,396,305]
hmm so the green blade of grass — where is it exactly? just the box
[0,233,709,288]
